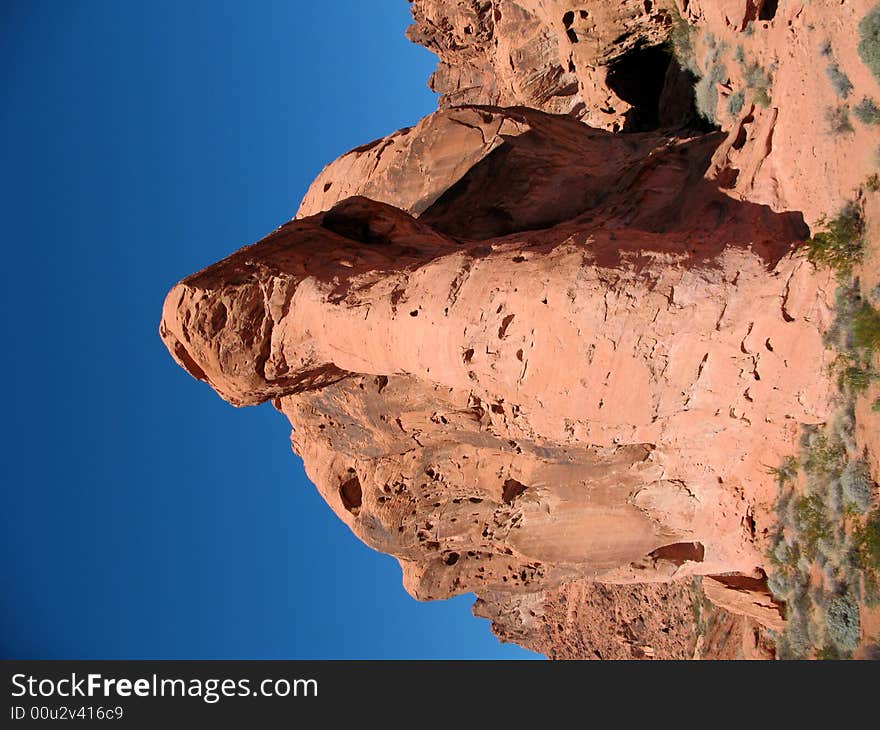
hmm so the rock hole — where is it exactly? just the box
[566,28,578,43]
[605,45,672,132]
[607,44,713,132]
[649,541,705,564]
[409,310,419,317]
[323,182,333,192]
[444,552,460,565]
[498,313,515,338]
[758,0,777,21]
[579,10,588,19]
[209,302,227,333]
[463,348,474,364]
[562,11,574,28]
[339,473,362,514]
[731,121,749,150]
[502,478,528,504]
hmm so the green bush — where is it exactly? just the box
[826,62,853,99]
[854,97,880,125]
[793,495,831,560]
[858,5,880,83]
[805,202,864,274]
[852,303,880,352]
[855,507,880,569]
[837,363,876,394]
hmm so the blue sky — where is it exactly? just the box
[1,0,538,659]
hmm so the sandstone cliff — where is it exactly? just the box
[161,0,880,659]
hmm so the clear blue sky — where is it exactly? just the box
[1,0,538,659]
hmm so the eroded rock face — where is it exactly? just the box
[405,0,690,131]
[159,1,875,658]
[161,105,834,638]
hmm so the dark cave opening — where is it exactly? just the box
[605,45,671,132]
[758,0,778,21]
[605,44,717,133]
[340,473,362,514]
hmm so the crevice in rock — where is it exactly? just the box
[502,478,528,504]
[340,472,362,514]
[649,541,705,564]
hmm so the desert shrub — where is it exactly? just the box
[774,455,800,483]
[824,282,862,346]
[841,459,873,513]
[867,174,880,192]
[826,105,854,134]
[793,495,831,560]
[833,406,857,455]
[805,202,864,274]
[825,594,860,653]
[854,97,880,125]
[694,37,728,122]
[733,45,745,63]
[858,5,880,83]
[873,397,880,412]
[816,643,845,659]
[801,431,845,476]
[726,90,745,116]
[825,282,880,393]
[855,507,880,569]
[667,6,698,74]
[742,61,772,107]
[838,363,876,393]
[826,62,853,99]
[779,592,815,659]
[744,21,755,37]
[855,507,880,604]
[820,39,833,57]
[767,570,792,598]
[852,302,880,352]
[823,478,843,519]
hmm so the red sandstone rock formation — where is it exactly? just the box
[160,0,880,658]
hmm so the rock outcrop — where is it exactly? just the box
[160,0,880,658]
